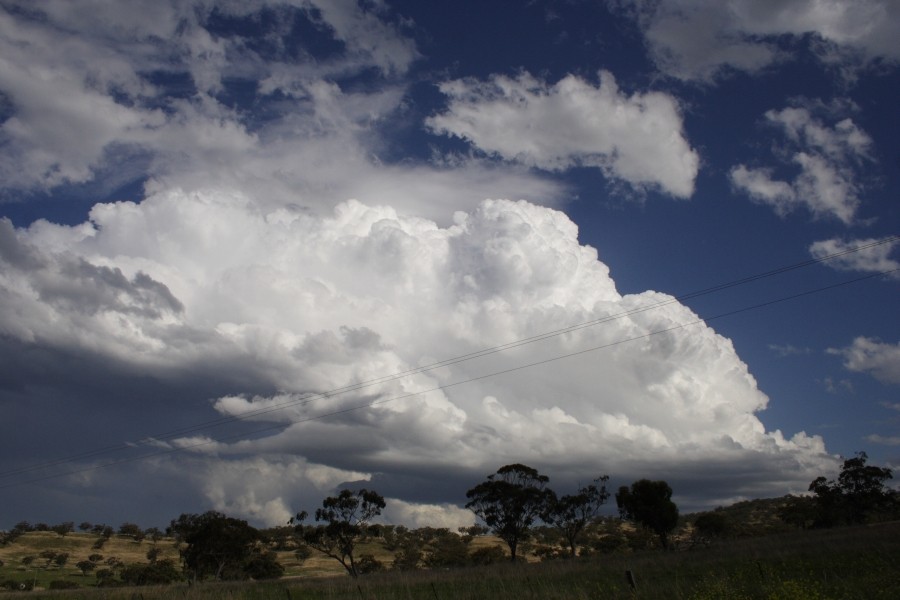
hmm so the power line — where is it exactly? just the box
[1,265,895,491]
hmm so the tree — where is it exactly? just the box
[118,522,142,538]
[616,479,679,549]
[76,560,96,576]
[423,530,470,568]
[40,550,57,567]
[51,522,74,537]
[544,475,610,557]
[465,463,554,562]
[168,511,280,581]
[291,488,385,577]
[809,451,896,526]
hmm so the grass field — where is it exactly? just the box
[1,521,898,599]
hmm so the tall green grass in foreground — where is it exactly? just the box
[10,522,899,599]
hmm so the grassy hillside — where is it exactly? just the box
[2,519,899,598]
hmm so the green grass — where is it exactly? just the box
[2,522,897,599]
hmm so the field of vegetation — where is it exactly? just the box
[1,518,898,599]
[3,455,897,598]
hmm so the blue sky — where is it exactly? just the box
[0,0,898,529]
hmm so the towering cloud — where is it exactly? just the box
[0,191,835,524]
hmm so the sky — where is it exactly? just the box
[0,0,898,531]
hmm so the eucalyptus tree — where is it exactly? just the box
[465,463,554,561]
[292,488,386,577]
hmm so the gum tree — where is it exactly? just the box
[292,488,386,577]
[465,463,554,562]
[616,479,679,549]
[545,475,610,557]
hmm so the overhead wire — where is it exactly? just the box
[0,235,897,487]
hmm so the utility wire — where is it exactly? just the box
[1,266,895,491]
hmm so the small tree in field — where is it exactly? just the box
[76,560,96,576]
[545,475,610,557]
[465,464,554,562]
[291,488,385,577]
[616,479,679,549]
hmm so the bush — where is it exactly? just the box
[119,559,183,586]
[468,545,506,566]
[244,552,284,580]
[356,554,384,574]
[49,580,80,589]
[1,579,34,591]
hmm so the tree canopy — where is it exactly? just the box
[167,511,281,581]
[544,475,610,557]
[809,451,896,526]
[465,463,554,561]
[616,479,679,549]
[292,488,386,577]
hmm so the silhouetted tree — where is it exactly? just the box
[168,511,280,581]
[465,463,554,562]
[544,475,610,557]
[809,451,896,526]
[291,488,386,577]
[616,479,679,549]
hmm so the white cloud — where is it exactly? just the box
[866,434,900,446]
[809,237,900,277]
[768,343,811,357]
[615,0,900,81]
[730,106,873,224]
[0,191,838,522]
[0,1,565,223]
[383,499,474,530]
[426,71,699,198]
[829,337,900,385]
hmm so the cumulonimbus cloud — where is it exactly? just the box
[0,190,836,523]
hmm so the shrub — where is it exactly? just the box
[244,551,285,580]
[355,554,384,575]
[1,579,34,591]
[468,545,506,566]
[49,580,80,590]
[119,559,182,586]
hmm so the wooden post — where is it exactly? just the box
[626,569,637,592]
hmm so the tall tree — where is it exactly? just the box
[291,488,385,577]
[616,479,679,549]
[545,475,610,557]
[809,451,895,526]
[465,463,554,562]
